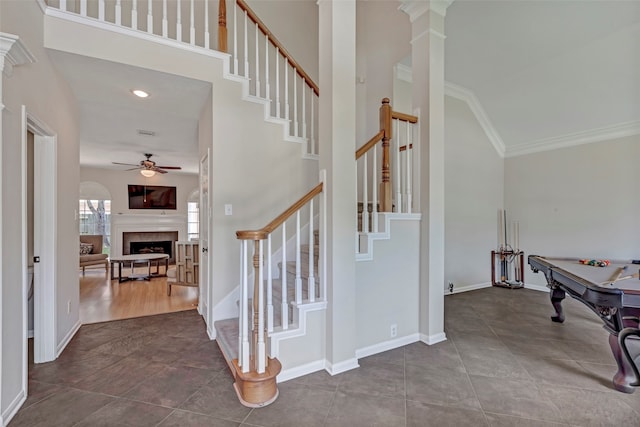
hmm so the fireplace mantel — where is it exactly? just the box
[111,214,187,257]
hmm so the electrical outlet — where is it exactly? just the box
[224,204,233,215]
[390,324,397,338]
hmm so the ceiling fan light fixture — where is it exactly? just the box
[140,169,155,178]
[132,89,149,98]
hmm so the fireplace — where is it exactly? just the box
[122,231,179,262]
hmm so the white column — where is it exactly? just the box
[400,0,451,345]
[318,0,358,374]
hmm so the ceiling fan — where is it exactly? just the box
[112,153,181,177]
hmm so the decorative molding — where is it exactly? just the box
[277,359,326,383]
[56,319,81,357]
[0,33,36,77]
[444,281,492,295]
[420,331,447,345]
[399,0,454,21]
[506,120,640,158]
[1,388,26,427]
[355,333,420,359]
[444,81,506,157]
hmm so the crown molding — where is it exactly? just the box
[444,82,506,158]
[0,33,36,77]
[399,0,454,22]
[506,120,640,158]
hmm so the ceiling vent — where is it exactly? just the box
[137,129,156,137]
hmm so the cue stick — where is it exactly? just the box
[600,272,639,286]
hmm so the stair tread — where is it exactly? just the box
[214,318,239,361]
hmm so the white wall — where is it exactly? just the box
[1,0,80,420]
[445,96,504,290]
[356,219,420,350]
[505,135,640,287]
[80,167,198,215]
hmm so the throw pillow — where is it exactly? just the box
[80,242,93,255]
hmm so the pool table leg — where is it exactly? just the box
[550,287,565,323]
[609,333,637,393]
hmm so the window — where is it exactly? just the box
[79,199,111,254]
[187,201,199,240]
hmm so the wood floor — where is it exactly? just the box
[79,266,199,324]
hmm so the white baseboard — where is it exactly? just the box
[56,320,81,357]
[355,333,419,359]
[445,282,492,295]
[325,357,359,376]
[277,359,326,383]
[1,388,26,427]
[420,332,447,345]
[524,283,549,293]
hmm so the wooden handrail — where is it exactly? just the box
[236,0,319,96]
[392,111,418,124]
[355,130,385,160]
[237,182,324,241]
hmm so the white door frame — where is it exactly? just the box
[199,149,211,329]
[22,106,57,371]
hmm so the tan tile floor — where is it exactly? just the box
[9,287,640,426]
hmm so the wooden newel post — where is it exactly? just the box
[379,98,393,212]
[218,0,227,53]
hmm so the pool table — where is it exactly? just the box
[528,255,640,393]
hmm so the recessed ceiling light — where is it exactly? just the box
[132,89,149,98]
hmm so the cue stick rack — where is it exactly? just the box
[492,210,525,289]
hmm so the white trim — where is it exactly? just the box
[524,283,550,293]
[506,120,640,158]
[269,301,327,358]
[56,320,81,357]
[0,33,36,77]
[356,333,420,359]
[444,282,492,295]
[1,389,26,427]
[395,63,412,84]
[445,82,506,157]
[356,213,422,261]
[211,285,240,325]
[399,0,454,22]
[277,359,326,383]
[325,357,359,376]
[420,332,447,345]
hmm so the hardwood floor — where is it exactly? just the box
[79,266,199,324]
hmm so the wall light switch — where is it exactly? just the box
[224,204,233,216]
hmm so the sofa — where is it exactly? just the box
[79,234,109,274]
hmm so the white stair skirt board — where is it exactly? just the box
[355,333,420,359]
[420,332,447,346]
[357,213,422,261]
[325,358,360,376]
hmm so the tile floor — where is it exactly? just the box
[9,287,640,426]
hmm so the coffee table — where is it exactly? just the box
[110,253,170,283]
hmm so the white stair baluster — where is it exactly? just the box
[147,0,153,34]
[407,121,413,214]
[267,235,273,333]
[115,0,122,25]
[162,0,168,37]
[80,0,87,17]
[265,36,270,110]
[243,10,249,78]
[204,0,209,49]
[310,89,315,154]
[302,78,307,143]
[295,211,302,305]
[189,0,195,45]
[254,23,260,97]
[293,70,298,137]
[98,0,105,20]
[257,240,265,374]
[240,241,250,372]
[284,65,290,122]
[176,0,182,42]
[131,0,138,30]
[395,118,402,213]
[372,147,378,232]
[308,200,315,302]
[233,1,238,74]
[60,0,67,12]
[363,153,369,233]
[281,223,288,329]
[275,49,281,118]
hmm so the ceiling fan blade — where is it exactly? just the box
[154,168,169,174]
[125,167,141,171]
[112,162,140,167]
[155,165,182,170]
